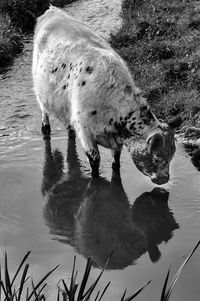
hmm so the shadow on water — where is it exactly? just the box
[41,130,179,270]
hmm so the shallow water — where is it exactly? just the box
[0,1,200,300]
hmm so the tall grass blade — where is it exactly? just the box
[17,263,29,301]
[69,256,78,300]
[77,257,92,300]
[83,252,113,300]
[123,280,151,301]
[160,268,170,301]
[162,240,200,301]
[13,288,18,301]
[31,279,38,299]
[0,266,1,299]
[1,280,11,300]
[120,289,127,301]
[4,252,12,300]
[27,265,59,300]
[94,290,100,301]
[33,283,47,301]
[97,281,111,301]
[11,251,31,286]
[82,266,104,300]
[26,287,29,301]
[57,288,60,301]
[62,279,70,297]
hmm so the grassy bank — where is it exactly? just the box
[110,0,200,129]
[0,13,23,68]
[0,0,77,68]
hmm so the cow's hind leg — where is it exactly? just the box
[41,111,51,136]
[36,95,51,136]
[37,99,51,136]
[111,149,121,172]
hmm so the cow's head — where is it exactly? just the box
[128,126,175,184]
[119,91,176,184]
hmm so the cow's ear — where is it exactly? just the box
[168,116,182,130]
[148,133,164,153]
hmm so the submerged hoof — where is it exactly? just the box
[91,169,99,178]
[112,162,120,172]
[41,124,51,136]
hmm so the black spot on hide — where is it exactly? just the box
[114,120,130,138]
[86,66,93,74]
[91,110,97,115]
[63,85,66,89]
[68,74,70,79]
[61,63,66,69]
[130,123,136,130]
[81,81,86,86]
[51,67,58,74]
[127,111,135,119]
[109,118,113,125]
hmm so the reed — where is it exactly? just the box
[160,240,200,301]
[0,241,199,300]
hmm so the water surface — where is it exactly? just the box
[0,1,200,300]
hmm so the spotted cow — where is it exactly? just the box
[32,6,175,184]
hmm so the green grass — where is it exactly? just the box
[110,0,200,129]
[0,13,23,68]
[0,0,78,32]
[1,241,199,300]
[0,0,78,68]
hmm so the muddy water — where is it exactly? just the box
[0,0,200,300]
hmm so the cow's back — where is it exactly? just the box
[34,6,111,54]
[32,6,117,125]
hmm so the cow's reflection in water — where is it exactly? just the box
[42,130,179,269]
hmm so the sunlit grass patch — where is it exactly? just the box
[110,0,200,129]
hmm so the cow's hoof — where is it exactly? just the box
[112,162,120,172]
[91,170,99,178]
[42,124,51,136]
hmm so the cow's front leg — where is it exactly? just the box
[42,111,51,136]
[86,146,100,177]
[111,149,121,172]
[75,123,100,177]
